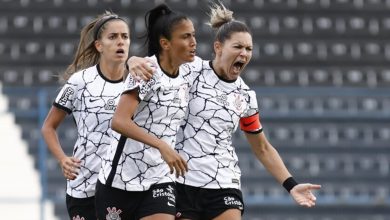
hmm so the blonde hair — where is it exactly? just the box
[207,2,234,29]
[61,11,126,82]
[207,2,251,43]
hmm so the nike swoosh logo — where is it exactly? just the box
[89,98,100,102]
[243,120,256,127]
[162,90,171,96]
[201,84,212,90]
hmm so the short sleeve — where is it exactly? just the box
[123,73,157,101]
[53,75,79,114]
[240,90,262,133]
[243,90,258,117]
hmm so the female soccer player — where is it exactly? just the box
[95,4,196,220]
[128,3,321,220]
[41,11,130,220]
[174,4,321,220]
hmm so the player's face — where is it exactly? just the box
[214,32,252,81]
[166,19,197,64]
[96,20,130,64]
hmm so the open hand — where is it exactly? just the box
[290,183,321,207]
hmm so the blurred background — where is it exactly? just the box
[1,0,390,219]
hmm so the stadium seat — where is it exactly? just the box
[2,0,390,219]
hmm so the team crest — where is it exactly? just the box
[106,207,122,220]
[233,93,243,111]
[104,99,116,110]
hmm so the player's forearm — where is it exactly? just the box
[112,116,165,150]
[41,127,67,163]
[255,145,292,184]
[246,132,292,184]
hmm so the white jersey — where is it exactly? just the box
[53,64,124,198]
[99,55,196,191]
[176,58,259,189]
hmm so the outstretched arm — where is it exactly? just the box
[244,132,321,207]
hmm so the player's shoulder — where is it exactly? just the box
[67,65,98,84]
[235,76,252,90]
[238,78,257,102]
[186,56,207,71]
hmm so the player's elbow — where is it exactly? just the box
[111,115,120,133]
[247,132,271,154]
[41,122,52,137]
[251,135,273,156]
[253,141,269,155]
[40,126,46,138]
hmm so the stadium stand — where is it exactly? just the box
[0,83,58,219]
[1,0,390,219]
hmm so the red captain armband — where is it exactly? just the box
[240,112,263,133]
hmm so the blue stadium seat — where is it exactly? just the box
[2,0,390,219]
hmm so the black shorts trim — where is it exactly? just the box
[176,183,244,220]
[95,181,176,220]
[66,194,96,220]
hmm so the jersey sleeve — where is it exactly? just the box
[122,72,157,101]
[53,74,79,114]
[239,90,263,134]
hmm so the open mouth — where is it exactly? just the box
[189,49,196,56]
[233,61,245,72]
[116,49,125,54]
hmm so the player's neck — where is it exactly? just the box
[99,62,125,81]
[158,54,180,77]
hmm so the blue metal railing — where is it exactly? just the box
[38,89,48,220]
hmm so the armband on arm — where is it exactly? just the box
[239,112,263,134]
